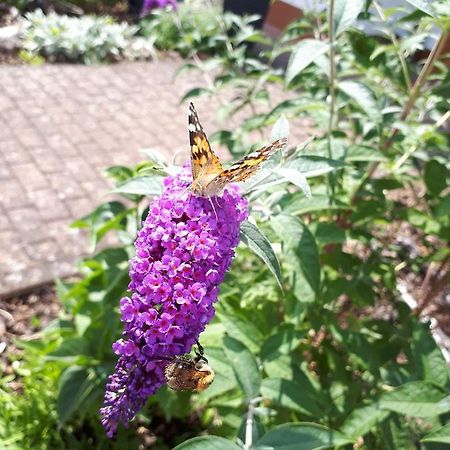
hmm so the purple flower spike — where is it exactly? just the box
[100,168,248,437]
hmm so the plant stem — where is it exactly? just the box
[350,30,447,203]
[244,396,262,450]
[373,1,412,91]
[327,0,336,204]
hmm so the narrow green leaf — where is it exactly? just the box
[254,422,353,449]
[240,221,283,290]
[180,87,212,103]
[172,436,241,450]
[113,176,164,196]
[421,423,450,444]
[223,336,261,401]
[286,39,328,84]
[333,0,365,36]
[345,145,387,162]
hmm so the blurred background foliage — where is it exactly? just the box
[1,0,450,449]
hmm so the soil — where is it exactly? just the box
[0,285,61,374]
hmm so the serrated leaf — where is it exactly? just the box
[113,176,164,196]
[240,221,283,289]
[286,39,328,84]
[172,436,241,450]
[334,0,365,36]
[223,336,261,401]
[254,422,352,449]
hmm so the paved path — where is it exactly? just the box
[0,57,310,296]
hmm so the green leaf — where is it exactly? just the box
[113,176,164,196]
[172,436,241,450]
[338,81,380,122]
[314,222,346,245]
[240,221,283,290]
[180,87,212,103]
[333,0,365,36]
[261,379,323,417]
[216,312,264,354]
[223,336,261,401]
[57,366,98,423]
[379,381,449,417]
[286,39,329,84]
[254,422,353,449]
[341,401,390,438]
[277,168,312,199]
[271,215,321,294]
[287,155,344,178]
[424,160,447,196]
[71,201,128,251]
[344,145,387,162]
[403,0,434,16]
[421,423,450,444]
[271,114,290,141]
[260,327,304,361]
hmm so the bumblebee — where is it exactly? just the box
[164,342,215,392]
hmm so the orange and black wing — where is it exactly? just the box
[188,102,223,181]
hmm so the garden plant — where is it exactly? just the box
[1,0,450,449]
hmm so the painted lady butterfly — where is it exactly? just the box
[188,102,287,197]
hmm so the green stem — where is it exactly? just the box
[327,0,336,204]
[350,31,447,204]
[373,1,412,91]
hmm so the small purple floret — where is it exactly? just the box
[100,169,248,437]
[141,0,177,16]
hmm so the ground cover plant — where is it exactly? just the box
[1,0,450,449]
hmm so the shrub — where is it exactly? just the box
[20,10,153,64]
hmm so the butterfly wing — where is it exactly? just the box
[205,137,287,195]
[188,102,223,182]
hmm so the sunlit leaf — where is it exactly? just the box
[223,336,261,401]
[421,423,450,444]
[173,436,241,449]
[254,422,353,449]
[333,0,365,36]
[240,221,283,289]
[114,176,164,196]
[286,39,328,84]
[270,114,290,141]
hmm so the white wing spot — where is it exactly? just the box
[188,123,196,132]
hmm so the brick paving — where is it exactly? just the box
[0,57,310,296]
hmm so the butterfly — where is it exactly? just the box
[188,102,287,197]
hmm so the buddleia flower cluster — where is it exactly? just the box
[100,169,248,437]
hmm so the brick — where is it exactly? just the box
[0,179,30,209]
[11,162,49,192]
[27,189,70,221]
